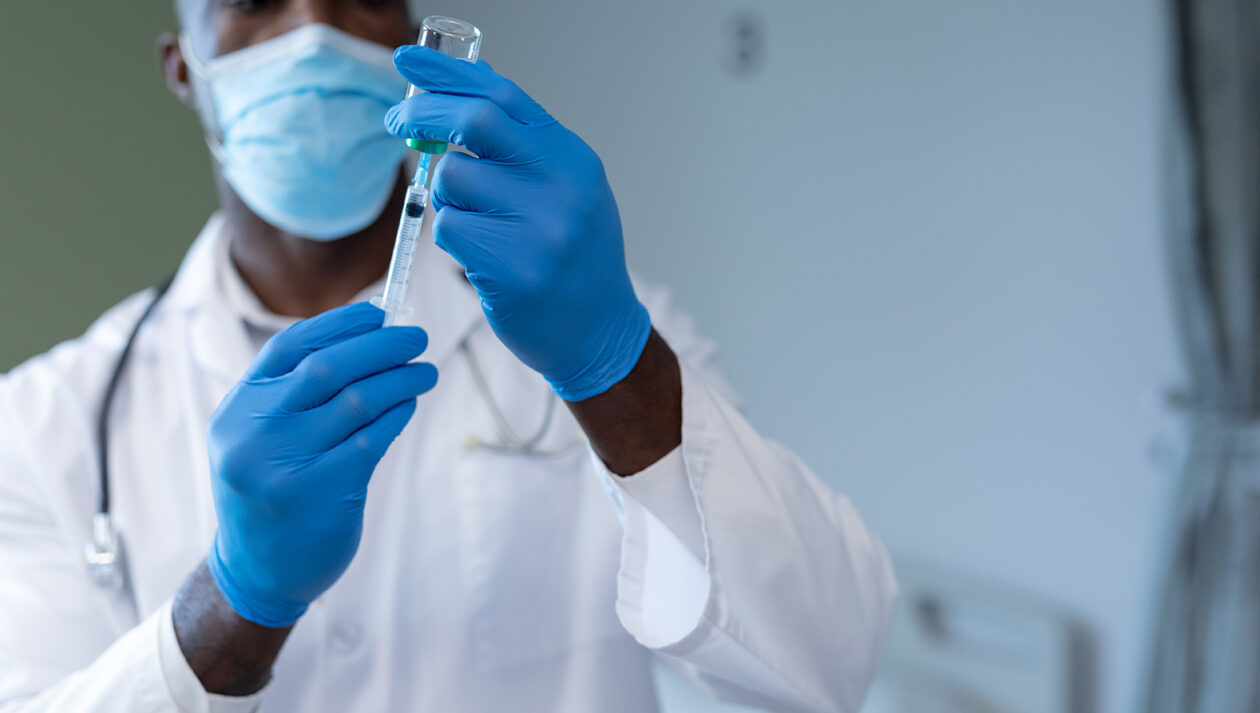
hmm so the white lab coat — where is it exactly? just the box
[0,214,896,713]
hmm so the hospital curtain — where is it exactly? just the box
[1144,0,1260,711]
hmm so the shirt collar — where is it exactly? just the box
[168,212,486,381]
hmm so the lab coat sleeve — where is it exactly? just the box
[0,373,259,713]
[597,284,898,713]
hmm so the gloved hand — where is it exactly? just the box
[206,303,437,627]
[385,47,652,402]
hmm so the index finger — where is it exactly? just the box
[247,303,383,380]
[392,45,553,126]
[385,93,531,162]
[282,325,429,412]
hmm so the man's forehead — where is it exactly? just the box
[175,0,418,28]
[174,0,416,50]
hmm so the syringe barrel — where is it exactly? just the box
[378,184,428,323]
[404,16,483,155]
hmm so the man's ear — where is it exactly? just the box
[158,32,195,107]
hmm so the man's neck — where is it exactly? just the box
[220,174,408,319]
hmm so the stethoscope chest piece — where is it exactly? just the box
[84,513,125,590]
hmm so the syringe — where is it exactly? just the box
[375,157,432,326]
[374,16,483,327]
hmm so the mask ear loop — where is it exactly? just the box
[178,33,229,166]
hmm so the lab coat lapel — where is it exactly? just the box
[170,214,267,384]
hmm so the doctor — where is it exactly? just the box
[0,1,896,711]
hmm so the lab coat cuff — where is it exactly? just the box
[158,600,264,713]
[597,359,718,651]
[57,605,187,711]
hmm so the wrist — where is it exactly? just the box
[172,561,293,696]
[565,328,683,475]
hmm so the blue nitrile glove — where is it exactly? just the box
[385,46,652,402]
[206,303,437,627]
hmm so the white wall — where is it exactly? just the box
[0,2,1181,710]
[448,2,1181,712]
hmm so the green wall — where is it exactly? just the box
[0,4,215,371]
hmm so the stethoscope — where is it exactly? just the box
[88,279,584,589]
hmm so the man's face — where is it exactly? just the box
[160,0,418,233]
[182,0,414,61]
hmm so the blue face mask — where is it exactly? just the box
[182,25,407,241]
